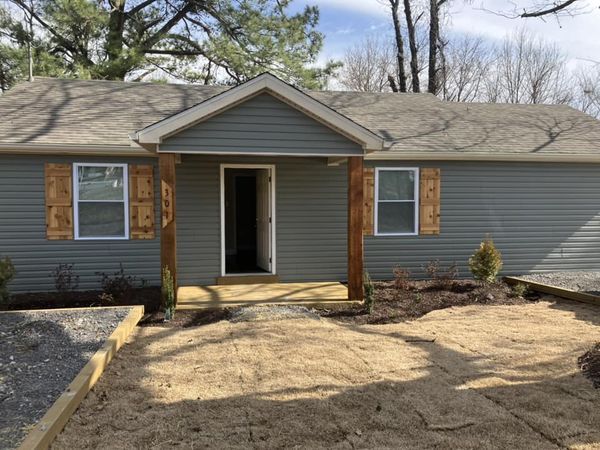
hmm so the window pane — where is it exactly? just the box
[78,166,124,201]
[377,202,415,234]
[378,170,414,200]
[78,202,125,237]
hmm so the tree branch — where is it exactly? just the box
[520,0,579,17]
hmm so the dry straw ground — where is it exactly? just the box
[54,299,600,449]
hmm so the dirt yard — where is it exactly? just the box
[53,299,600,449]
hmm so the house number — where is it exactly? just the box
[161,180,174,228]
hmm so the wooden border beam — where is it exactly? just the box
[348,157,364,300]
[17,306,144,450]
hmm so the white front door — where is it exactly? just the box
[255,168,271,272]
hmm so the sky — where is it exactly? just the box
[291,0,600,69]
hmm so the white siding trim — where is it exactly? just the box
[73,162,130,240]
[219,163,276,277]
[374,167,419,237]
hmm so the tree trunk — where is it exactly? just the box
[106,0,127,79]
[427,0,439,94]
[403,0,420,92]
[390,0,407,92]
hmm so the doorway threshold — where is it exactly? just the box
[216,274,280,285]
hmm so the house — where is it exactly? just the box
[2,72,600,301]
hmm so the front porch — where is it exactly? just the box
[141,74,388,303]
[176,281,351,309]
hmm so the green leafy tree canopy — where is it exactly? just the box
[0,0,335,90]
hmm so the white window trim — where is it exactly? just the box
[374,167,419,236]
[73,162,129,240]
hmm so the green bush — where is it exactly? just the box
[0,257,16,303]
[469,237,503,283]
[162,266,176,321]
[364,271,375,314]
[511,282,529,298]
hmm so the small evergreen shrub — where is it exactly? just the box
[392,265,411,290]
[364,272,375,314]
[469,237,503,283]
[162,266,176,321]
[0,257,16,303]
[511,282,529,298]
[50,263,80,297]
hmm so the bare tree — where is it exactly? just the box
[573,65,600,117]
[403,0,421,92]
[494,29,572,104]
[338,36,395,92]
[442,35,492,102]
[389,0,408,92]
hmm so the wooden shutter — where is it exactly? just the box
[363,167,375,236]
[129,165,155,239]
[45,163,73,240]
[419,168,441,235]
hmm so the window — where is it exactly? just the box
[375,167,419,236]
[74,163,129,239]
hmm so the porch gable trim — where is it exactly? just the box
[132,73,385,152]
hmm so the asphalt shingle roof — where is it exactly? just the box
[1,77,599,157]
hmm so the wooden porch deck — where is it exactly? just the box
[176,282,351,310]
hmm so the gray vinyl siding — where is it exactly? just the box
[365,160,600,280]
[160,93,364,156]
[176,155,348,285]
[0,155,161,293]
[4,153,600,294]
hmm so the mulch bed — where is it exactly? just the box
[0,307,131,449]
[2,287,161,313]
[317,279,535,325]
[579,343,600,389]
[139,308,233,328]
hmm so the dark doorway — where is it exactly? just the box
[224,168,271,274]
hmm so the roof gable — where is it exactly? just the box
[132,73,386,152]
[158,92,364,156]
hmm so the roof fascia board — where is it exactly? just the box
[134,74,384,151]
[156,148,363,157]
[366,151,600,163]
[0,143,157,157]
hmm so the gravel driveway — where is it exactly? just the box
[54,299,600,449]
[0,307,131,450]
[520,271,600,296]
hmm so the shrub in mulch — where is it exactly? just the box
[579,343,600,388]
[317,279,537,325]
[3,287,162,313]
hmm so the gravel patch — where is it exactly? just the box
[0,307,131,450]
[520,271,600,296]
[229,305,320,323]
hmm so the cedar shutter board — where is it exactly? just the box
[363,167,374,236]
[129,165,155,239]
[419,168,441,235]
[45,163,73,240]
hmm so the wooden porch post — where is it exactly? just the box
[159,153,177,296]
[348,156,364,301]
